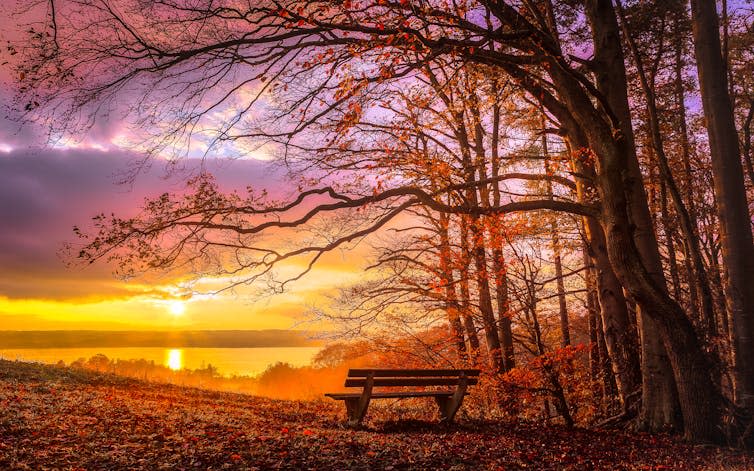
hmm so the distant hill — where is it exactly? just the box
[0,330,322,348]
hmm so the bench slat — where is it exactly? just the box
[325,391,466,400]
[347,368,480,378]
[326,368,479,425]
[344,377,479,387]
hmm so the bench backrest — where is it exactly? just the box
[344,368,480,388]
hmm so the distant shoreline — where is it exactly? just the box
[0,330,323,348]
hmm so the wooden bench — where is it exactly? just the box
[325,368,480,426]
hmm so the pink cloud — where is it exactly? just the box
[0,147,286,300]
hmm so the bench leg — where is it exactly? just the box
[344,396,371,427]
[437,375,469,423]
[435,395,466,423]
[345,397,370,427]
[435,396,451,421]
[345,397,357,422]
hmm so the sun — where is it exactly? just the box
[168,300,186,316]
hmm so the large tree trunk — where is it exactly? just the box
[594,130,720,441]
[585,211,642,411]
[521,0,720,442]
[550,43,721,440]
[568,141,641,411]
[547,60,722,437]
[618,3,716,335]
[585,0,682,432]
[690,0,754,413]
[473,0,720,441]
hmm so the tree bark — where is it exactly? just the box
[617,2,716,335]
[585,0,682,432]
[659,179,682,301]
[567,141,641,411]
[584,245,602,398]
[458,218,481,357]
[490,100,516,371]
[438,211,468,363]
[690,0,754,412]
[542,117,570,347]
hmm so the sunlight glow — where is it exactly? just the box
[166,349,183,371]
[168,300,186,316]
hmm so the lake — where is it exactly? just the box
[0,347,322,377]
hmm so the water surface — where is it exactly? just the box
[0,347,321,377]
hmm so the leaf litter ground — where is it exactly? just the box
[0,360,751,470]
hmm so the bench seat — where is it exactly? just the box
[325,368,480,426]
[325,390,467,400]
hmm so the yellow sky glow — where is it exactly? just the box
[0,250,370,330]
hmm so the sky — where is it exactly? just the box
[0,144,368,331]
[0,6,371,332]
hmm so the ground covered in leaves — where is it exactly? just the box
[1,360,752,470]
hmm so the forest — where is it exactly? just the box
[9,0,754,449]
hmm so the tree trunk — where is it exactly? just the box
[659,179,682,301]
[690,0,754,413]
[490,101,516,371]
[492,241,515,371]
[459,218,481,357]
[596,136,718,440]
[618,3,716,335]
[559,71,720,440]
[438,212,468,363]
[542,117,570,347]
[584,241,603,398]
[568,141,641,410]
[465,103,505,374]
[584,211,642,411]
[672,12,711,326]
[585,0,682,432]
[477,0,719,441]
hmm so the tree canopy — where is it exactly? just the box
[12,0,754,446]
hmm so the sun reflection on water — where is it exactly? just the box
[166,349,183,371]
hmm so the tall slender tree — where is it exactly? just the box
[690,0,754,415]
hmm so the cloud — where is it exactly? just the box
[0,147,284,301]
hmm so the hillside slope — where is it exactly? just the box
[0,360,751,470]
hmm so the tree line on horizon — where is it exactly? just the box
[11,0,754,445]
[0,330,319,348]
